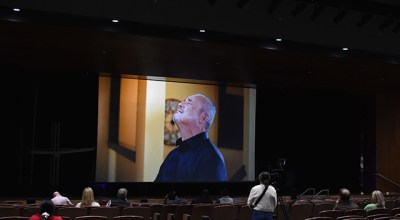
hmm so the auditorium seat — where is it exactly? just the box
[20,206,40,217]
[0,217,30,220]
[390,207,400,216]
[89,207,121,220]
[200,204,238,220]
[153,204,177,220]
[237,205,252,220]
[366,214,391,220]
[366,208,391,216]
[182,204,213,220]
[312,203,335,217]
[113,216,145,220]
[336,215,366,220]
[56,207,88,219]
[0,206,22,217]
[343,209,365,217]
[305,217,333,220]
[75,215,108,220]
[319,210,343,219]
[289,202,314,220]
[166,204,193,220]
[121,206,151,220]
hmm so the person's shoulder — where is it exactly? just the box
[29,214,41,220]
[49,216,63,220]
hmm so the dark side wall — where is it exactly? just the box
[0,67,376,198]
[255,85,372,196]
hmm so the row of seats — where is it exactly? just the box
[0,204,252,220]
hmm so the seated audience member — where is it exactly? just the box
[106,188,132,207]
[364,190,385,213]
[51,191,73,206]
[191,189,214,204]
[333,188,359,211]
[163,190,188,205]
[30,200,62,220]
[75,187,101,208]
[218,188,234,204]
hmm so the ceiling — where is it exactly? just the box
[0,0,399,94]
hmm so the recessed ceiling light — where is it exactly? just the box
[13,8,20,12]
[112,19,119,23]
[342,47,348,51]
[276,38,282,42]
[199,29,206,33]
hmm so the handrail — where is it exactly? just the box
[298,188,315,198]
[375,173,400,189]
[313,189,329,199]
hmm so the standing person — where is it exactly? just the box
[106,188,132,207]
[364,190,385,213]
[247,172,277,220]
[333,188,359,211]
[75,187,100,208]
[51,191,73,206]
[30,200,62,220]
[155,93,227,182]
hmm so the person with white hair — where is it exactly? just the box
[51,191,73,206]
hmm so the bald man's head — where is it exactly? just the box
[339,188,351,201]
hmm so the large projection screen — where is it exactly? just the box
[96,75,256,183]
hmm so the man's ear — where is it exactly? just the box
[199,112,209,125]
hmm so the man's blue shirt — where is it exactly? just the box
[155,132,227,182]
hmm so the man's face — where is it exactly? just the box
[173,94,205,127]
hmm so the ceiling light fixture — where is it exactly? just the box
[13,8,20,12]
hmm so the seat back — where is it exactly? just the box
[20,206,40,217]
[390,207,400,216]
[183,204,213,220]
[237,205,252,220]
[56,207,89,219]
[167,204,193,220]
[121,206,151,220]
[343,209,365,217]
[207,205,238,220]
[305,217,334,220]
[90,207,121,220]
[0,206,22,217]
[366,208,390,216]
[0,217,30,220]
[290,202,314,220]
[75,215,109,220]
[153,204,177,220]
[113,216,145,220]
[319,210,343,219]
[312,203,335,217]
[366,213,390,220]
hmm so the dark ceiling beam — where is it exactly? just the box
[302,0,400,17]
[267,0,283,14]
[357,13,373,27]
[310,1,326,21]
